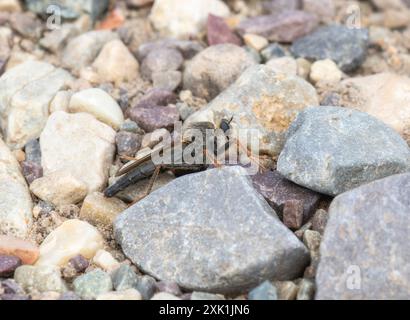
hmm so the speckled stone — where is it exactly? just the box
[73,269,113,300]
[114,166,310,293]
[316,173,410,300]
[135,88,177,108]
[111,264,139,291]
[127,105,180,133]
[290,25,369,72]
[277,107,410,196]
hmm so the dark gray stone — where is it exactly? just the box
[135,275,156,300]
[290,25,369,72]
[24,139,41,165]
[261,43,286,62]
[114,166,310,294]
[115,131,142,157]
[277,107,410,196]
[316,173,410,300]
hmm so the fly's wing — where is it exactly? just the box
[116,139,176,177]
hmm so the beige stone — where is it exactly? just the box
[310,59,343,84]
[30,171,88,206]
[14,265,67,294]
[266,57,298,76]
[69,88,124,130]
[0,235,39,265]
[97,289,142,300]
[296,58,311,80]
[342,73,410,141]
[0,139,32,237]
[36,219,104,267]
[0,0,21,12]
[92,249,120,272]
[149,0,230,38]
[49,90,72,113]
[80,192,127,227]
[92,40,139,85]
[40,111,116,193]
[0,61,73,149]
[243,34,268,51]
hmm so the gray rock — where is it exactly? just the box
[152,70,182,92]
[141,48,183,81]
[261,43,286,62]
[248,281,278,300]
[183,44,256,101]
[290,25,369,72]
[184,64,319,156]
[62,31,118,73]
[111,265,139,291]
[114,166,310,294]
[25,0,109,20]
[24,139,41,165]
[135,275,156,300]
[316,173,410,300]
[73,269,113,300]
[277,107,410,196]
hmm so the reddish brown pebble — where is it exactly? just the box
[283,200,304,230]
[0,235,39,265]
[136,88,177,108]
[0,254,22,277]
[252,170,321,223]
[128,105,180,133]
[207,14,242,46]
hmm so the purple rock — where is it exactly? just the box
[116,131,142,157]
[128,105,180,133]
[1,279,24,295]
[0,254,22,278]
[207,14,242,46]
[21,161,43,184]
[237,10,318,43]
[68,255,89,273]
[136,88,177,108]
[1,294,31,300]
[140,48,184,81]
[24,139,41,164]
[252,170,321,222]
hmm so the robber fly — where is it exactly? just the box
[104,117,260,204]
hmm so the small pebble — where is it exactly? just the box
[310,59,343,84]
[92,250,120,272]
[297,279,315,300]
[248,281,278,300]
[243,34,268,51]
[0,254,21,278]
[112,264,139,291]
[115,131,142,157]
[0,235,39,265]
[135,275,157,300]
[68,255,89,273]
[73,269,113,300]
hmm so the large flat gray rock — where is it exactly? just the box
[277,106,410,196]
[316,173,410,300]
[114,166,309,294]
